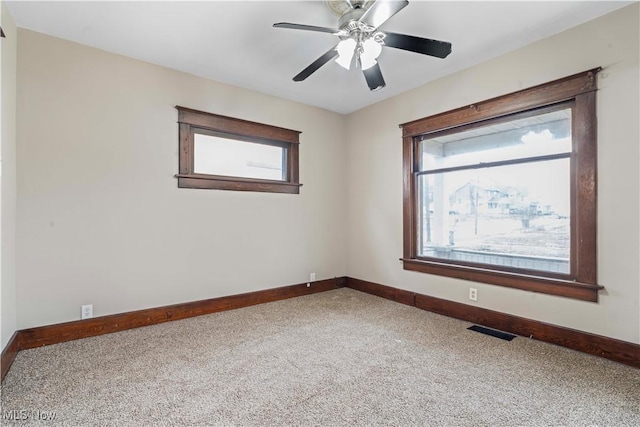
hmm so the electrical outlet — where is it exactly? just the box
[81,304,93,320]
[310,273,316,282]
[469,288,478,302]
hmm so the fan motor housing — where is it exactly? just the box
[326,0,374,17]
[338,8,367,30]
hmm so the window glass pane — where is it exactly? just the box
[420,108,571,171]
[417,158,570,274]
[194,134,285,181]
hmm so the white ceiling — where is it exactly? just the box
[6,1,632,114]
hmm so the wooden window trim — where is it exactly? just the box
[400,68,603,302]
[175,106,302,194]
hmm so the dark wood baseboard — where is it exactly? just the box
[1,331,20,382]
[19,277,346,350]
[1,277,346,382]
[346,277,640,369]
[4,275,636,383]
[347,277,416,306]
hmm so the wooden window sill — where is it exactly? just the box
[175,174,302,194]
[401,258,603,302]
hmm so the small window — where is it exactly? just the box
[401,69,603,302]
[175,106,301,194]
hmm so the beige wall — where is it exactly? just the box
[11,4,640,345]
[1,1,17,349]
[16,29,347,329]
[346,4,640,344]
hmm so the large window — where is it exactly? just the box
[175,107,301,194]
[401,69,602,301]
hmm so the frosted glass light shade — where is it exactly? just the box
[336,38,356,70]
[360,38,382,70]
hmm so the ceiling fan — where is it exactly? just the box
[273,0,452,91]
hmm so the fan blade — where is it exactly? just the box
[359,0,408,29]
[363,63,386,91]
[293,45,339,82]
[383,32,452,58]
[273,22,342,35]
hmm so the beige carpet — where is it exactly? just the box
[2,288,639,426]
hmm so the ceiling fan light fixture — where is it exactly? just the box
[335,38,356,69]
[275,0,451,90]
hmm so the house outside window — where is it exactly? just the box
[401,69,602,302]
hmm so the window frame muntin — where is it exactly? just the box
[175,106,302,194]
[400,69,602,302]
